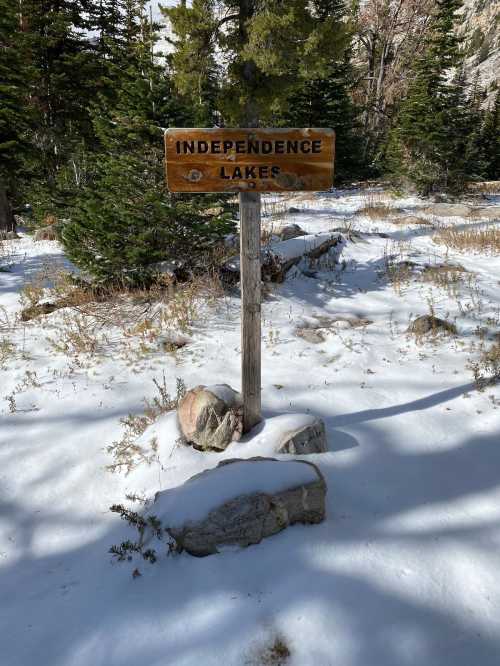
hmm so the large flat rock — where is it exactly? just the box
[150,458,327,556]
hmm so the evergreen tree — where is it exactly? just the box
[62,1,232,285]
[0,0,32,230]
[283,55,364,182]
[479,92,500,180]
[20,0,98,220]
[387,0,470,194]
[163,0,349,126]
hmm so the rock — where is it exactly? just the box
[295,327,325,344]
[407,314,457,336]
[0,230,19,240]
[276,223,307,241]
[424,203,472,217]
[160,457,327,556]
[20,302,59,321]
[34,226,58,241]
[287,206,301,214]
[177,384,243,451]
[278,418,328,454]
[159,332,190,352]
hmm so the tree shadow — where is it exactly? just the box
[2,381,500,665]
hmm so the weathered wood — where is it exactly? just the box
[165,128,335,193]
[240,191,262,432]
[223,232,344,284]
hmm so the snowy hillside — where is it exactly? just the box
[1,187,500,665]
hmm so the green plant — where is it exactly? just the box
[108,504,179,569]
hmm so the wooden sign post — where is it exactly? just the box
[165,128,335,431]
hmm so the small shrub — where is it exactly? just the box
[108,504,179,568]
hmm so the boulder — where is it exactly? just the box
[424,203,472,217]
[276,223,307,241]
[34,225,58,241]
[288,206,301,214]
[154,457,327,556]
[278,418,328,454]
[408,314,457,336]
[177,384,243,451]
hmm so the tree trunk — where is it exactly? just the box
[0,181,15,233]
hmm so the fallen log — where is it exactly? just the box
[222,232,344,284]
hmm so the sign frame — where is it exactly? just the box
[164,127,335,194]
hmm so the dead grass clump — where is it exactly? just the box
[358,190,401,220]
[248,636,291,665]
[0,337,16,369]
[358,203,397,220]
[382,240,416,294]
[419,263,467,297]
[466,181,500,194]
[469,342,500,389]
[47,311,107,359]
[390,215,433,226]
[433,225,500,254]
[107,375,186,474]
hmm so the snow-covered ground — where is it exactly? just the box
[1,188,500,666]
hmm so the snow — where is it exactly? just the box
[1,188,500,665]
[152,459,318,528]
[204,384,240,405]
[225,231,345,270]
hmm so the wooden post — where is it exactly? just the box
[239,190,262,432]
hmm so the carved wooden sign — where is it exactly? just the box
[164,128,335,193]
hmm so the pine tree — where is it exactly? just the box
[0,0,31,230]
[20,0,99,220]
[163,0,349,127]
[62,1,232,285]
[479,92,500,180]
[283,54,364,182]
[387,0,470,194]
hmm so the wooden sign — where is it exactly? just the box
[164,128,335,193]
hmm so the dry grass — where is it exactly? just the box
[358,190,401,220]
[107,375,186,474]
[247,636,291,665]
[466,181,500,194]
[433,224,500,254]
[419,263,468,297]
[390,214,433,226]
[19,260,227,366]
[469,341,500,389]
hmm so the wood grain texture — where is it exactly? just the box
[240,191,262,432]
[165,128,335,192]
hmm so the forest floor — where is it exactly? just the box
[1,186,500,666]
